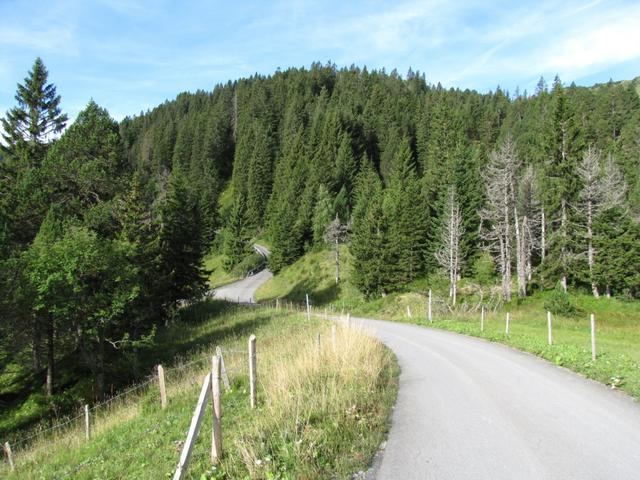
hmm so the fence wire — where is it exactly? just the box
[2,300,324,475]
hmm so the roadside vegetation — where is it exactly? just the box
[256,246,640,400]
[2,302,397,479]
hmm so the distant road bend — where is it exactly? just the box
[212,270,640,479]
[211,244,272,303]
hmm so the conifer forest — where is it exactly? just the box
[2,59,640,438]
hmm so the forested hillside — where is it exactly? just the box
[1,59,640,439]
[122,62,640,298]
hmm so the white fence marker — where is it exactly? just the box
[428,290,433,323]
[480,306,485,332]
[547,311,553,345]
[84,404,91,441]
[505,312,510,335]
[4,442,14,472]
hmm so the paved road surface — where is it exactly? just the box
[211,268,640,478]
[357,316,640,480]
[211,268,272,303]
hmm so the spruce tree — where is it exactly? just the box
[384,137,427,284]
[1,57,67,164]
[158,166,205,309]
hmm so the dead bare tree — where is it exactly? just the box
[324,214,349,284]
[577,149,627,297]
[435,186,464,306]
[516,165,541,294]
[481,137,521,302]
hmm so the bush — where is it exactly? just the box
[543,285,577,316]
[473,251,496,285]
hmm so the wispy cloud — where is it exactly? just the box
[1,0,639,121]
[0,25,76,53]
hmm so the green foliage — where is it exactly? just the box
[473,251,496,285]
[594,208,640,297]
[158,166,206,308]
[312,184,334,244]
[543,285,578,316]
[0,57,67,163]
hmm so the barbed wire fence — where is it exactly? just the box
[0,300,351,476]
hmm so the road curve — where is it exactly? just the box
[357,317,640,480]
[208,265,640,478]
[212,268,272,303]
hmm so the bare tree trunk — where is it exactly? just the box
[503,190,512,302]
[514,206,526,297]
[435,187,464,306]
[586,199,599,297]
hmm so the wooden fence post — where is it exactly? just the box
[547,311,553,345]
[211,356,222,463]
[84,404,91,441]
[306,294,311,321]
[216,346,231,392]
[249,335,257,408]
[346,312,351,328]
[173,374,212,480]
[158,364,167,409]
[591,313,597,361]
[4,442,14,472]
[505,312,510,335]
[316,332,321,351]
[275,298,280,310]
[406,305,412,318]
[480,306,485,332]
[428,290,433,323]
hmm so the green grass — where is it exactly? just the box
[256,246,362,306]
[3,304,398,479]
[257,246,640,400]
[204,252,243,288]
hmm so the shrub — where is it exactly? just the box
[543,285,577,316]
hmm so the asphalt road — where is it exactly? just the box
[212,267,640,479]
[357,316,640,480]
[211,268,272,303]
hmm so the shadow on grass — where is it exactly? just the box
[262,277,344,306]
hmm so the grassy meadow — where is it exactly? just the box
[2,303,397,479]
[256,246,640,399]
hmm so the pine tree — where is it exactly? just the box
[223,193,251,270]
[1,57,67,164]
[158,166,205,309]
[384,137,427,284]
[312,184,334,244]
[351,162,393,297]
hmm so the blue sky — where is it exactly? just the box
[1,0,640,122]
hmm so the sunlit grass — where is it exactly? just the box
[3,307,397,479]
